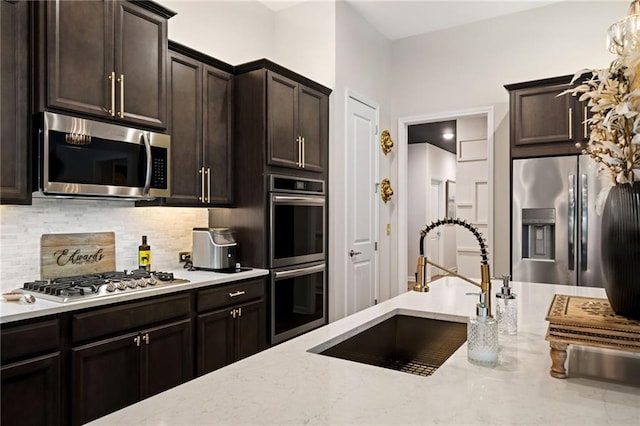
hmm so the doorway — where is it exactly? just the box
[398,107,494,294]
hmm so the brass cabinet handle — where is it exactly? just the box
[229,290,245,297]
[230,309,237,318]
[583,106,588,139]
[117,74,125,118]
[568,107,573,140]
[296,136,302,167]
[207,167,211,203]
[142,333,149,345]
[238,307,242,317]
[134,336,141,347]
[302,137,305,168]
[108,72,116,117]
[199,168,205,202]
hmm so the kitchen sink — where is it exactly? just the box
[311,314,467,377]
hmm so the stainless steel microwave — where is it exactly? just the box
[35,112,170,200]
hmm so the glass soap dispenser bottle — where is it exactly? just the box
[496,274,517,335]
[467,292,498,367]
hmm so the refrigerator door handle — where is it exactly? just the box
[568,174,576,271]
[580,174,588,270]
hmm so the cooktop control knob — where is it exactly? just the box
[125,280,136,289]
[148,277,157,286]
[138,279,148,288]
[105,282,117,292]
[116,281,127,291]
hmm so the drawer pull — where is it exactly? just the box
[229,290,246,297]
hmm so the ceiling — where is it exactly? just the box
[408,120,457,154]
[259,0,563,40]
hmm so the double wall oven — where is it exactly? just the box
[268,175,326,344]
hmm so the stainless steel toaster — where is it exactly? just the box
[192,228,237,270]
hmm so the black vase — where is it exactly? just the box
[601,181,640,319]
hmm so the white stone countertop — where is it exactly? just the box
[0,268,269,324]
[90,278,640,425]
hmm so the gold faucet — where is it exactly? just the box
[414,218,493,316]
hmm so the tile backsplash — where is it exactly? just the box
[0,198,207,292]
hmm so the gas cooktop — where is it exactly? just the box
[20,270,189,303]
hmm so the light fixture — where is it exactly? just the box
[607,0,640,53]
[442,131,454,140]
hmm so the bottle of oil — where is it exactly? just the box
[138,235,151,271]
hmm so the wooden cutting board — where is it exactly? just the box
[41,232,116,279]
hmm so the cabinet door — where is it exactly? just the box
[203,64,234,205]
[511,83,574,148]
[164,51,203,205]
[1,0,30,204]
[196,308,235,376]
[114,0,167,129]
[298,85,327,173]
[267,72,299,169]
[46,0,114,119]
[235,299,267,361]
[71,332,140,426]
[140,319,193,398]
[1,353,60,426]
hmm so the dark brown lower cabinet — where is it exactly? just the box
[197,299,265,376]
[72,319,192,425]
[1,353,61,426]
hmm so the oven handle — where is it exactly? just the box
[272,195,325,205]
[274,263,325,279]
[142,132,152,195]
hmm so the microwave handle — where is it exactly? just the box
[142,132,152,195]
[274,263,325,279]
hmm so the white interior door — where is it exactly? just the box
[346,94,378,315]
[428,179,443,279]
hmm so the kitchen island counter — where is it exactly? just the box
[0,268,269,324]
[90,278,640,425]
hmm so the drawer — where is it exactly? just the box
[72,293,191,343]
[1,318,60,362]
[197,279,264,312]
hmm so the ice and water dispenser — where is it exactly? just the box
[521,208,555,260]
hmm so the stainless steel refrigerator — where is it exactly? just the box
[512,156,605,287]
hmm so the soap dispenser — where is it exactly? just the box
[466,292,498,367]
[496,274,517,335]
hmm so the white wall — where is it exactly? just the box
[159,0,335,87]
[272,1,336,88]
[157,0,275,65]
[390,1,626,278]
[0,199,207,292]
[331,0,392,321]
[407,143,456,281]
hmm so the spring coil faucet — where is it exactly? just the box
[415,218,493,316]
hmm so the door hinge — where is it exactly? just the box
[375,242,378,251]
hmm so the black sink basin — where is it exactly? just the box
[316,315,467,377]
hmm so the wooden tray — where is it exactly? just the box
[545,294,640,378]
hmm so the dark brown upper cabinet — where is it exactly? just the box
[37,0,174,130]
[1,0,30,205]
[267,71,327,172]
[235,60,330,178]
[160,41,234,207]
[505,75,590,159]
